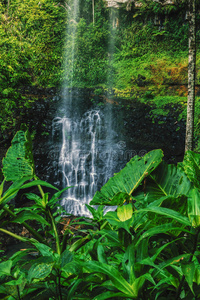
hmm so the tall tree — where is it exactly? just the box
[92,0,95,24]
[185,0,196,151]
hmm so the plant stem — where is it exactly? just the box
[2,206,47,244]
[48,208,61,255]
[175,227,200,299]
[34,175,61,254]
[58,271,62,300]
[0,228,29,243]
[34,175,45,197]
[60,231,68,254]
[17,285,22,300]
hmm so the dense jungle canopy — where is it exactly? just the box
[0,0,200,146]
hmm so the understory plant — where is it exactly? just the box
[1,129,200,299]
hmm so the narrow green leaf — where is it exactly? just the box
[92,292,127,300]
[194,265,200,285]
[182,262,195,293]
[136,223,191,247]
[48,187,72,206]
[13,211,50,226]
[25,192,41,203]
[97,244,108,264]
[188,189,200,227]
[138,206,191,226]
[84,261,137,297]
[69,235,91,252]
[33,243,54,257]
[183,150,200,189]
[0,179,5,197]
[20,180,59,191]
[131,274,155,294]
[0,176,32,206]
[61,249,73,268]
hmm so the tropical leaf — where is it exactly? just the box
[33,243,54,257]
[90,149,163,205]
[61,249,73,268]
[188,188,200,227]
[182,150,200,189]
[12,211,50,226]
[117,204,133,221]
[83,261,138,297]
[48,187,72,206]
[138,206,191,226]
[91,291,127,300]
[104,211,134,233]
[0,179,4,197]
[0,260,12,276]
[135,223,192,247]
[96,244,108,264]
[20,180,59,191]
[28,262,54,283]
[2,130,35,181]
[181,262,195,294]
[138,161,193,203]
[0,176,32,207]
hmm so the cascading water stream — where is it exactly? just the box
[53,2,120,216]
[56,110,102,216]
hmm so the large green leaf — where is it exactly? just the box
[182,150,200,189]
[139,161,193,203]
[28,262,54,283]
[90,149,163,205]
[2,130,35,181]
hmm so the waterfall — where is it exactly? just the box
[54,2,120,216]
[56,110,102,216]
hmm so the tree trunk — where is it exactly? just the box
[185,0,196,152]
[92,0,95,24]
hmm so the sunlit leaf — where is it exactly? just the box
[117,204,133,221]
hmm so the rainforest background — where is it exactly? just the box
[0,0,200,149]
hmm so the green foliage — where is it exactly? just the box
[2,130,35,181]
[0,0,66,137]
[90,149,163,205]
[1,0,199,137]
[1,129,200,299]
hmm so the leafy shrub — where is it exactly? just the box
[1,129,200,299]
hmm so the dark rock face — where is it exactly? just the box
[1,87,186,190]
